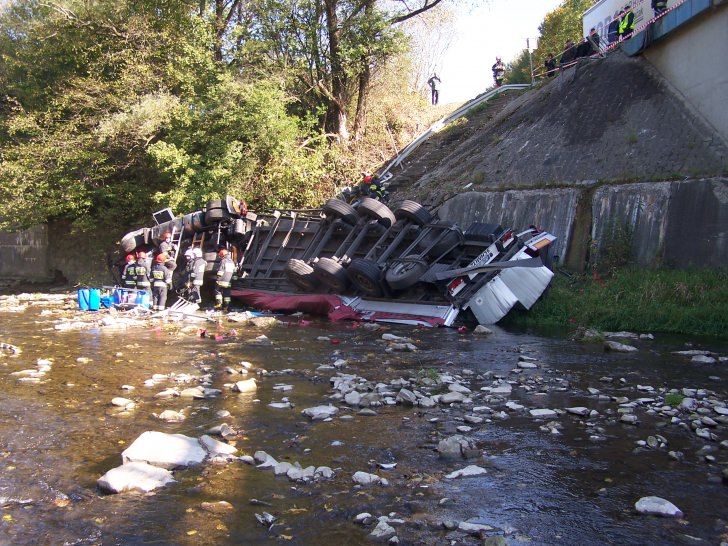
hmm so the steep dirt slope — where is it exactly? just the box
[385,51,727,209]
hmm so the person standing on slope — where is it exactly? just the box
[492,57,506,87]
[427,74,441,105]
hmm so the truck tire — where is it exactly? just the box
[347,258,384,297]
[357,198,396,228]
[285,259,319,292]
[322,199,358,226]
[394,201,431,226]
[313,257,349,293]
[384,255,427,291]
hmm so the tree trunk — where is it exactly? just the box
[324,0,349,145]
[352,62,370,142]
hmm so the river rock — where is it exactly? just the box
[439,391,465,404]
[199,435,237,457]
[473,325,493,335]
[97,461,175,494]
[437,435,477,459]
[233,378,257,393]
[345,390,362,406]
[445,465,487,479]
[691,355,717,364]
[122,431,207,469]
[530,408,558,419]
[353,471,388,486]
[396,389,417,405]
[155,410,186,422]
[634,496,683,518]
[302,404,338,420]
[458,521,494,534]
[565,407,590,416]
[111,397,135,408]
[370,519,396,540]
[604,341,638,353]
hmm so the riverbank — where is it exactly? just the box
[502,267,728,339]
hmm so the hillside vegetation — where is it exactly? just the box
[0,0,594,236]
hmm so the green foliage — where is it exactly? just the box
[504,50,533,85]
[533,0,593,76]
[664,392,684,407]
[502,267,728,339]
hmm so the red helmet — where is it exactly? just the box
[218,248,229,258]
[137,251,146,259]
[156,253,168,263]
[126,254,135,263]
[163,232,172,238]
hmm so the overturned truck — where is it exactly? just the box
[120,196,557,327]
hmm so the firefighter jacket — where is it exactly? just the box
[216,256,235,288]
[122,263,136,287]
[190,257,207,286]
[135,260,151,289]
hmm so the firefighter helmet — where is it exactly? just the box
[126,254,135,263]
[156,253,168,263]
[218,248,229,258]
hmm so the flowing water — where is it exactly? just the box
[1,297,727,546]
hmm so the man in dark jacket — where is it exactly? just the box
[121,254,137,290]
[652,0,667,16]
[607,10,622,44]
[559,40,577,68]
[135,250,151,294]
[544,54,556,77]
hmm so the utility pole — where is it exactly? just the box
[527,38,535,84]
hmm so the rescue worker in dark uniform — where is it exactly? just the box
[135,250,152,295]
[151,253,176,311]
[214,248,235,311]
[121,254,137,290]
[619,5,635,40]
[188,247,207,305]
[158,232,177,259]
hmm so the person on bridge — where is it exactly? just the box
[652,0,667,16]
[214,248,235,311]
[427,74,441,105]
[491,57,506,87]
[559,40,577,69]
[619,5,635,40]
[607,9,623,44]
[544,54,557,77]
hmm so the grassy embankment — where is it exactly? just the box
[502,267,728,339]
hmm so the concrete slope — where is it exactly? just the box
[387,51,727,210]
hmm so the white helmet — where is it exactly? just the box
[192,248,202,258]
[184,249,194,259]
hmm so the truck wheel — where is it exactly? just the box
[314,257,349,293]
[285,259,319,292]
[357,198,396,228]
[322,199,358,226]
[394,201,431,226]
[347,258,384,297]
[384,255,427,291]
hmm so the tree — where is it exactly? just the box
[504,49,532,85]
[533,0,592,74]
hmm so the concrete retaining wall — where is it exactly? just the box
[437,177,728,271]
[0,225,52,281]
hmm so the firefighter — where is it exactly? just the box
[214,248,235,311]
[135,250,151,294]
[188,248,207,305]
[151,253,173,311]
[158,231,177,259]
[121,254,137,290]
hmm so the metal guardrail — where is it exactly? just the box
[378,84,532,182]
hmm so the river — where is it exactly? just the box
[0,292,727,546]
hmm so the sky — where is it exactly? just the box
[436,0,564,104]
